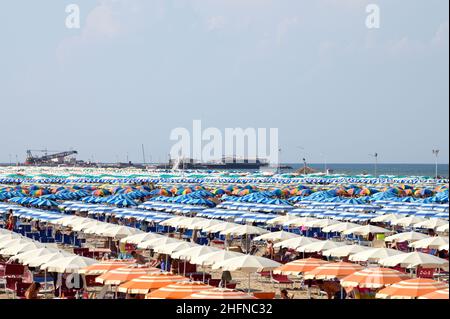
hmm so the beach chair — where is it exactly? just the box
[3,277,23,298]
[15,282,32,299]
[257,271,272,282]
[271,274,294,288]
[253,292,276,299]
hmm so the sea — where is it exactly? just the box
[283,163,449,178]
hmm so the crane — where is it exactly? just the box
[25,149,78,165]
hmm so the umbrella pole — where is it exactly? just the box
[183,259,186,277]
[248,273,251,294]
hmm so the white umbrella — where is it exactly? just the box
[40,255,97,273]
[10,247,62,264]
[171,246,221,261]
[391,216,427,227]
[296,240,346,253]
[273,236,320,249]
[83,222,117,235]
[304,219,340,228]
[266,215,300,226]
[253,231,300,242]
[219,225,268,236]
[349,247,405,262]
[343,224,391,236]
[26,251,73,267]
[283,217,318,227]
[0,237,32,250]
[413,219,448,230]
[137,237,181,249]
[176,218,209,229]
[436,224,449,233]
[212,255,281,293]
[153,241,198,255]
[188,219,223,231]
[378,251,449,270]
[71,220,102,232]
[384,231,429,243]
[322,244,370,258]
[212,255,281,272]
[370,214,402,223]
[322,222,361,233]
[0,241,45,256]
[203,222,240,233]
[159,216,191,227]
[409,237,449,250]
[101,225,143,239]
[120,232,163,244]
[52,215,84,226]
[190,250,244,266]
[0,233,22,243]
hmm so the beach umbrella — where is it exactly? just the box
[83,222,117,235]
[187,288,256,299]
[437,224,449,233]
[409,236,449,250]
[146,281,213,299]
[0,241,45,256]
[79,260,137,275]
[322,244,370,258]
[159,216,191,227]
[266,215,300,226]
[120,232,164,245]
[253,231,300,242]
[40,256,97,273]
[304,261,363,280]
[137,237,181,249]
[342,225,391,236]
[322,222,361,233]
[212,255,281,272]
[370,214,402,223]
[413,219,448,230]
[304,219,341,228]
[117,273,187,294]
[26,252,72,267]
[186,219,223,231]
[378,251,449,269]
[153,241,198,255]
[349,248,406,262]
[273,258,329,275]
[190,250,244,266]
[96,266,161,285]
[341,267,409,289]
[203,222,241,233]
[391,216,427,227]
[376,278,447,299]
[418,288,449,299]
[71,220,102,232]
[384,231,429,243]
[0,237,33,250]
[296,240,346,253]
[283,217,319,227]
[171,246,221,261]
[219,225,269,236]
[9,247,62,264]
[101,225,143,239]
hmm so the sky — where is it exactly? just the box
[0,0,448,164]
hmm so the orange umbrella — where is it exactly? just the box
[340,267,409,289]
[419,288,449,299]
[187,288,257,299]
[273,258,329,275]
[118,273,187,294]
[304,261,363,280]
[146,281,213,299]
[79,260,136,275]
[376,278,448,299]
[95,266,160,285]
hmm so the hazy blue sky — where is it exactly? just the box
[0,0,448,164]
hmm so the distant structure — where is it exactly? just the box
[25,149,78,166]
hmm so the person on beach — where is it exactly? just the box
[280,289,292,299]
[25,282,41,299]
[131,251,146,264]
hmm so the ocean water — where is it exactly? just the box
[283,163,449,178]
